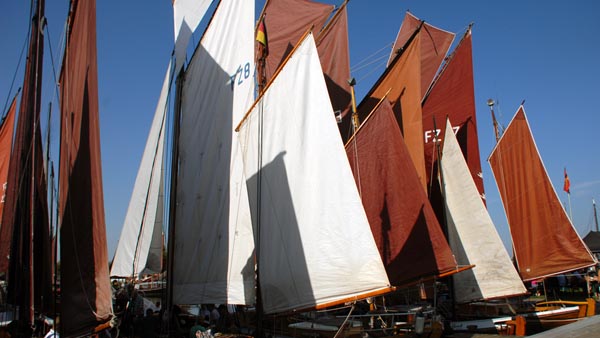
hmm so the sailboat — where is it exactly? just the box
[153,0,394,335]
[439,118,527,332]
[0,0,53,335]
[345,98,459,289]
[167,0,256,310]
[169,1,389,308]
[583,198,600,261]
[58,0,114,335]
[0,0,115,334]
[236,26,392,315]
[421,25,485,203]
[488,105,597,333]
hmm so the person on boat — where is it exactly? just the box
[140,308,159,338]
[44,322,59,338]
[208,304,220,326]
[129,288,144,336]
[199,305,210,323]
[189,318,207,338]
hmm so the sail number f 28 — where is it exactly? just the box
[230,62,251,90]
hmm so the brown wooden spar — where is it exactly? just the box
[345,97,457,287]
[488,106,596,282]
[59,0,113,335]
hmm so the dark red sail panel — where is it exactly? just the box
[0,0,52,326]
[59,0,112,335]
[354,31,426,190]
[422,30,484,201]
[316,3,352,123]
[0,96,18,273]
[345,99,456,286]
[389,12,454,98]
[261,0,333,82]
[489,107,596,281]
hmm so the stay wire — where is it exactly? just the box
[2,5,33,118]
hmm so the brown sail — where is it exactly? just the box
[259,0,333,83]
[488,106,596,281]
[0,0,52,329]
[0,95,18,273]
[316,1,352,125]
[0,96,17,225]
[345,99,456,286]
[388,12,454,98]
[59,0,112,335]
[354,28,426,190]
[422,28,485,202]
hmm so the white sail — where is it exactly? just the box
[173,0,214,72]
[110,62,169,278]
[237,32,391,315]
[440,118,526,303]
[173,0,255,305]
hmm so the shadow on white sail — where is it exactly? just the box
[237,31,391,315]
[440,118,526,303]
[171,0,256,306]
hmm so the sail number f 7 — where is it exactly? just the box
[424,126,460,143]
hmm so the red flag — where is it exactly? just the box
[256,19,268,55]
[563,168,570,194]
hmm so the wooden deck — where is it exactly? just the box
[527,314,600,337]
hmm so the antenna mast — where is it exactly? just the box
[487,98,499,142]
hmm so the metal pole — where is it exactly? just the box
[567,192,573,222]
[593,198,599,232]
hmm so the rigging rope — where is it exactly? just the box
[1,12,31,119]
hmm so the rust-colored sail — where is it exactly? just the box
[260,0,333,82]
[0,96,18,271]
[316,1,352,123]
[345,99,457,286]
[0,0,52,328]
[422,28,484,201]
[388,12,454,98]
[488,106,596,281]
[59,0,113,335]
[354,29,426,190]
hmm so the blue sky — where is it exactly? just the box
[1,0,599,260]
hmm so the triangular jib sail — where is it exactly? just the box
[110,61,170,278]
[237,31,391,315]
[345,98,457,286]
[440,118,526,303]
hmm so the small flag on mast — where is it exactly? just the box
[256,17,268,93]
[256,19,268,54]
[563,167,570,194]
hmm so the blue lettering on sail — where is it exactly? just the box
[230,62,251,90]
